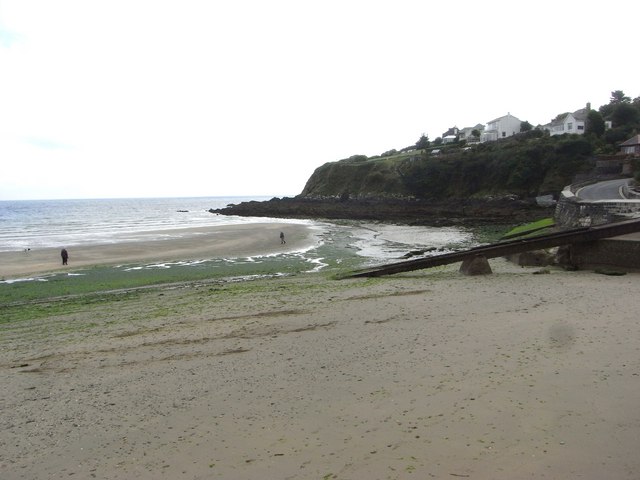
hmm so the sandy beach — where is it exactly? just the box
[2,254,639,479]
[0,223,316,279]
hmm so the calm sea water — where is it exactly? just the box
[0,196,478,265]
[0,196,282,252]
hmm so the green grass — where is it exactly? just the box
[500,218,555,240]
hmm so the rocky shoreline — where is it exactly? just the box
[210,196,554,226]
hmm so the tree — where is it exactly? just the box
[610,102,640,127]
[520,121,533,132]
[610,90,631,104]
[415,133,430,150]
[600,91,632,119]
[471,129,481,139]
[585,110,605,137]
[604,127,633,146]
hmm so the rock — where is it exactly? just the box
[459,256,492,275]
[507,250,555,267]
[536,194,556,207]
[209,197,552,227]
[555,245,577,270]
[594,269,627,276]
[533,268,551,274]
[402,247,437,259]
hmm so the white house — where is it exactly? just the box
[459,124,484,143]
[543,107,588,136]
[480,113,522,142]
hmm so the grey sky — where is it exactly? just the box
[0,0,637,200]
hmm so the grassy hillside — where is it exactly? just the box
[301,133,597,200]
[301,153,415,199]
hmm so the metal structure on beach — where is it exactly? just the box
[347,218,640,278]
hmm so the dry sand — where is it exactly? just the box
[1,256,639,479]
[0,223,315,279]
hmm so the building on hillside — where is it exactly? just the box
[480,113,521,142]
[459,124,484,144]
[441,126,459,144]
[543,105,589,136]
[619,134,640,155]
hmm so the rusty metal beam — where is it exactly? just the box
[346,217,640,278]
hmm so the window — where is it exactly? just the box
[567,122,573,131]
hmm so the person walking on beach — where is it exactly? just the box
[280,231,286,244]
[61,248,69,265]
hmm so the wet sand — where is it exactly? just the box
[0,223,315,279]
[1,260,640,479]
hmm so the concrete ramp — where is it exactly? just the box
[347,218,640,278]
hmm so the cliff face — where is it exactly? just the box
[300,155,411,199]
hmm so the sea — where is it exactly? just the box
[0,196,484,279]
[0,196,288,252]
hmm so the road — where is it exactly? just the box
[575,178,632,201]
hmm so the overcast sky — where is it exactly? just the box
[1,0,638,200]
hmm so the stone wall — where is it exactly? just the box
[555,186,640,228]
[554,184,640,271]
[569,239,640,271]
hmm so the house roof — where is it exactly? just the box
[461,124,484,131]
[487,113,520,124]
[442,126,459,137]
[572,108,588,121]
[620,134,640,147]
[550,113,570,124]
[548,108,588,127]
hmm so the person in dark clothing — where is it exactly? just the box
[61,248,68,265]
[279,231,286,244]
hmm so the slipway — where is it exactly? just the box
[346,217,640,278]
